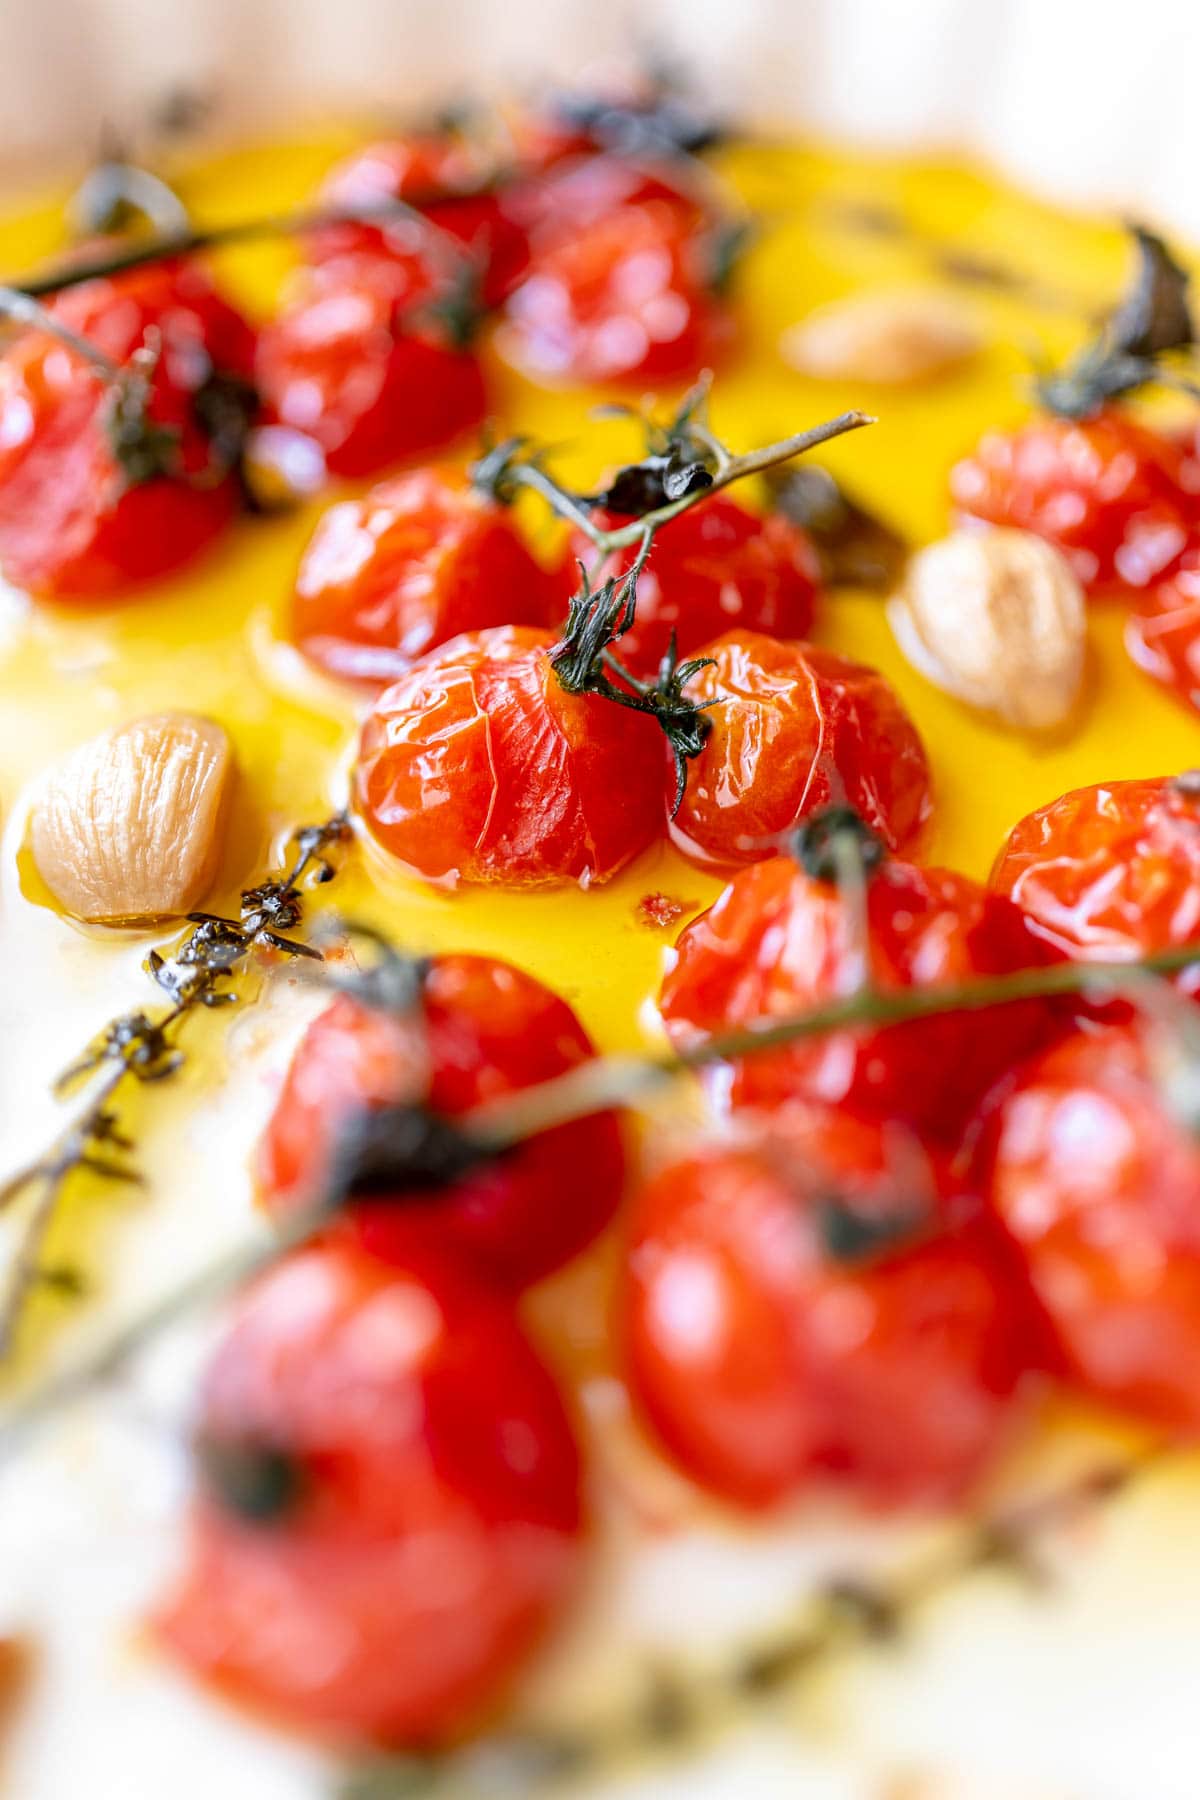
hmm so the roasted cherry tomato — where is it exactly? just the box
[309,133,531,306]
[157,1237,583,1746]
[565,496,821,679]
[1126,536,1200,711]
[258,953,625,1287]
[623,1113,1034,1508]
[976,1021,1200,1431]
[990,775,1200,995]
[355,624,665,886]
[0,260,256,599]
[667,632,932,868]
[660,834,1056,1139]
[518,152,707,243]
[502,199,730,388]
[291,466,563,685]
[255,261,486,481]
[950,410,1195,594]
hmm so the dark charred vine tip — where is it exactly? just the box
[789,807,886,884]
[103,331,183,489]
[315,919,432,1017]
[814,1196,926,1266]
[195,1434,306,1525]
[327,1102,497,1207]
[765,463,909,591]
[591,449,714,516]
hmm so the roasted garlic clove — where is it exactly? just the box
[782,288,982,384]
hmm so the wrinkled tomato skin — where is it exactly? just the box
[566,497,821,680]
[660,853,1056,1139]
[157,1238,583,1748]
[257,955,626,1288]
[0,261,255,599]
[975,1023,1200,1431]
[990,776,1200,999]
[622,1121,1033,1509]
[1126,538,1200,713]
[502,200,729,388]
[255,268,486,481]
[950,410,1195,594]
[666,632,932,869]
[291,467,563,686]
[355,625,665,886]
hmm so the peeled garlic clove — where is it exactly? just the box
[888,528,1086,731]
[782,288,982,384]
[31,713,235,924]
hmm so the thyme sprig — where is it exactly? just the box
[0,813,351,1359]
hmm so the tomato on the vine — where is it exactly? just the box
[975,1021,1200,1431]
[257,952,625,1288]
[666,632,932,868]
[0,260,257,599]
[290,466,564,685]
[157,1237,583,1746]
[1126,537,1200,712]
[660,820,1056,1139]
[622,1111,1035,1508]
[989,775,1200,993]
[565,496,821,680]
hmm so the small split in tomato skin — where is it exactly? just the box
[973,1021,1200,1433]
[665,632,932,870]
[290,466,564,687]
[659,849,1058,1141]
[257,954,626,1289]
[156,1237,584,1749]
[354,624,665,888]
[565,495,822,681]
[621,1113,1036,1510]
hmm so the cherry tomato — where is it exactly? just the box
[1126,536,1200,711]
[518,152,708,243]
[157,1237,583,1746]
[291,466,564,686]
[565,496,821,680]
[355,624,665,886]
[0,260,256,599]
[660,843,1056,1139]
[976,1021,1200,1431]
[990,775,1200,995]
[622,1114,1033,1508]
[666,632,932,868]
[255,262,486,481]
[950,410,1195,594]
[258,953,625,1287]
[501,200,730,388]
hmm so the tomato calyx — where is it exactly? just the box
[765,462,909,591]
[1036,224,1199,419]
[789,806,887,883]
[543,73,728,161]
[331,1101,498,1205]
[813,1193,929,1266]
[195,1433,306,1526]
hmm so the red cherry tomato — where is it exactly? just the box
[0,260,256,599]
[255,263,486,481]
[258,954,625,1288]
[565,496,821,680]
[502,200,730,388]
[950,410,1195,594]
[290,466,563,686]
[666,632,932,868]
[518,152,708,243]
[976,1021,1200,1431]
[1126,536,1200,711]
[660,847,1056,1139]
[157,1237,583,1746]
[355,624,665,886]
[622,1115,1033,1508]
[989,775,1200,995]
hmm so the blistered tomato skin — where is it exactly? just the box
[255,266,486,481]
[990,776,1200,994]
[257,955,626,1288]
[157,1238,583,1748]
[660,852,1055,1139]
[623,1120,1031,1509]
[667,632,932,869]
[950,410,1195,594]
[291,468,563,686]
[566,497,821,679]
[977,1023,1200,1431]
[0,261,256,600]
[1126,538,1200,712]
[355,625,665,887]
